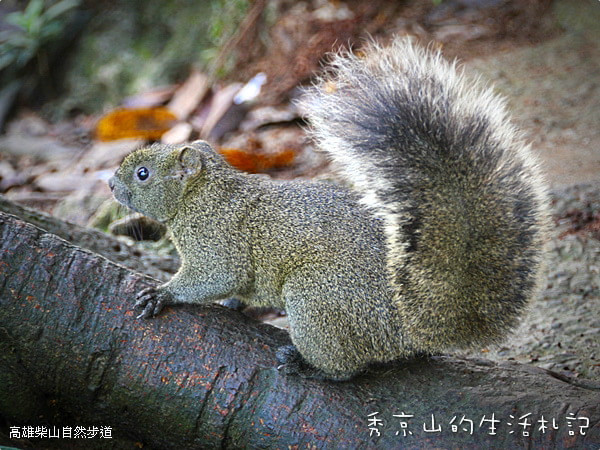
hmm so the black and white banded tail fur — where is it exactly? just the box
[300,38,549,352]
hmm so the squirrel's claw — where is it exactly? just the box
[276,345,325,379]
[276,345,355,381]
[135,286,170,319]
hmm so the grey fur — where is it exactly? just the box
[299,38,550,352]
[110,38,549,380]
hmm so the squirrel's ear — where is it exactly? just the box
[177,146,203,175]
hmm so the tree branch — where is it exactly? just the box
[0,206,598,449]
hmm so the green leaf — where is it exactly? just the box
[45,0,81,22]
[5,12,29,30]
[0,51,18,72]
[15,46,37,68]
[39,21,63,41]
[2,32,35,50]
[23,0,45,21]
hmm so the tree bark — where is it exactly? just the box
[0,195,179,281]
[0,207,599,449]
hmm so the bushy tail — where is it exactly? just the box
[300,38,549,352]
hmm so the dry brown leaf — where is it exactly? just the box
[95,108,177,141]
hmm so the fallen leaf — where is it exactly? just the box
[167,71,210,120]
[199,83,242,139]
[219,147,295,173]
[161,122,194,145]
[95,108,177,141]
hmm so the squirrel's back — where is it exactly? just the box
[300,38,549,352]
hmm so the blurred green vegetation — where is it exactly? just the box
[206,0,250,76]
[0,0,80,74]
[0,0,82,126]
[57,0,251,116]
[0,0,251,119]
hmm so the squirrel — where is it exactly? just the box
[109,37,549,381]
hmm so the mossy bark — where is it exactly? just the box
[0,203,599,449]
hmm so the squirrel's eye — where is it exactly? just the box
[136,167,150,181]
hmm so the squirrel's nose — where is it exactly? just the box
[108,177,115,191]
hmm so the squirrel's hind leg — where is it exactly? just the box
[275,344,358,381]
[277,272,371,381]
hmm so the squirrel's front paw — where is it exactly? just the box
[135,286,173,319]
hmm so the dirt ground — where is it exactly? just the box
[456,0,600,380]
[468,0,599,188]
